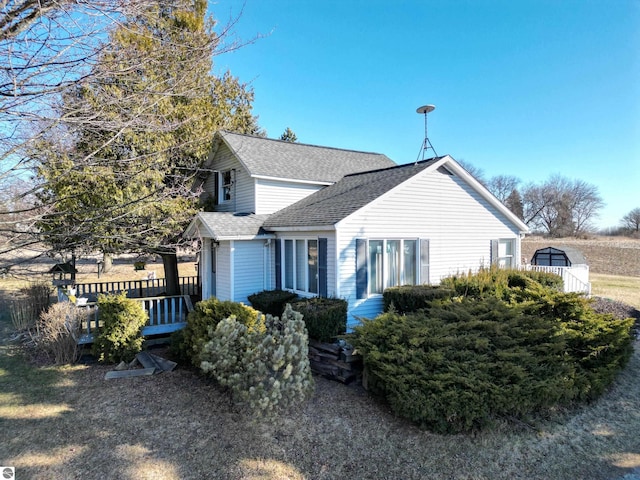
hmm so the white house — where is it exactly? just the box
[185,131,529,326]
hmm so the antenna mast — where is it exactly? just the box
[416,104,437,162]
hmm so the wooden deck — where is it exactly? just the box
[73,276,200,301]
[77,295,194,345]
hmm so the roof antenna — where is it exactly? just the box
[416,104,437,163]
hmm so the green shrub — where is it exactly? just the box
[352,298,574,433]
[200,304,314,416]
[290,297,347,342]
[518,288,635,401]
[92,293,148,364]
[383,285,454,314]
[248,289,298,317]
[353,269,635,434]
[171,297,262,367]
[440,267,563,301]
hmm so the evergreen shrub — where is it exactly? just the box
[383,285,454,314]
[92,293,148,363]
[248,289,298,317]
[352,269,634,433]
[171,297,262,367]
[290,297,347,342]
[200,304,314,415]
[353,298,573,433]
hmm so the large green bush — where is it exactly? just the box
[92,293,148,363]
[440,267,563,301]
[248,289,298,317]
[383,285,454,314]
[200,304,314,415]
[171,297,262,367]
[290,297,347,342]
[353,298,573,433]
[352,270,634,433]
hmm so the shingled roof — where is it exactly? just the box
[186,212,273,240]
[219,131,396,184]
[263,158,443,228]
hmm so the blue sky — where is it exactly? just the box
[211,0,639,229]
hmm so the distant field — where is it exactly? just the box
[522,236,639,309]
[522,236,640,278]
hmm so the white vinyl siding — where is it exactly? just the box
[233,240,268,303]
[204,143,255,213]
[337,168,521,327]
[214,241,232,301]
[255,178,323,214]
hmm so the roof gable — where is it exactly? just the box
[218,131,396,184]
[185,212,273,240]
[263,158,443,228]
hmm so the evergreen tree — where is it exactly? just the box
[35,0,260,291]
[279,127,298,142]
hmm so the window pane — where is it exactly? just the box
[284,240,293,289]
[386,240,401,288]
[308,240,318,294]
[498,239,514,268]
[369,240,384,294]
[295,240,306,291]
[403,240,417,285]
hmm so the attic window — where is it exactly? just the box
[220,170,232,202]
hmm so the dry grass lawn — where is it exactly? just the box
[1,238,639,479]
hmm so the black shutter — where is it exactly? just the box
[214,172,220,205]
[356,238,367,299]
[318,238,328,298]
[275,239,281,290]
[420,239,430,284]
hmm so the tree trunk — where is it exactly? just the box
[102,253,113,274]
[161,251,180,296]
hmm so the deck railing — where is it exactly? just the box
[77,294,194,345]
[522,264,591,295]
[73,276,200,300]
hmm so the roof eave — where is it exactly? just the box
[264,225,336,232]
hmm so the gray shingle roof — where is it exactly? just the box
[263,159,442,228]
[219,131,396,183]
[193,212,272,239]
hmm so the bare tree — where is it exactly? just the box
[621,207,640,233]
[486,175,521,203]
[522,175,604,237]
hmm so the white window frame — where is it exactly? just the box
[219,170,233,203]
[281,238,319,295]
[497,238,515,268]
[368,238,418,295]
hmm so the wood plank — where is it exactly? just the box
[105,368,156,379]
[136,351,162,373]
[148,352,177,372]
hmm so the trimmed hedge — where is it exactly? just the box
[248,290,298,317]
[171,297,262,367]
[290,297,347,342]
[383,285,454,314]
